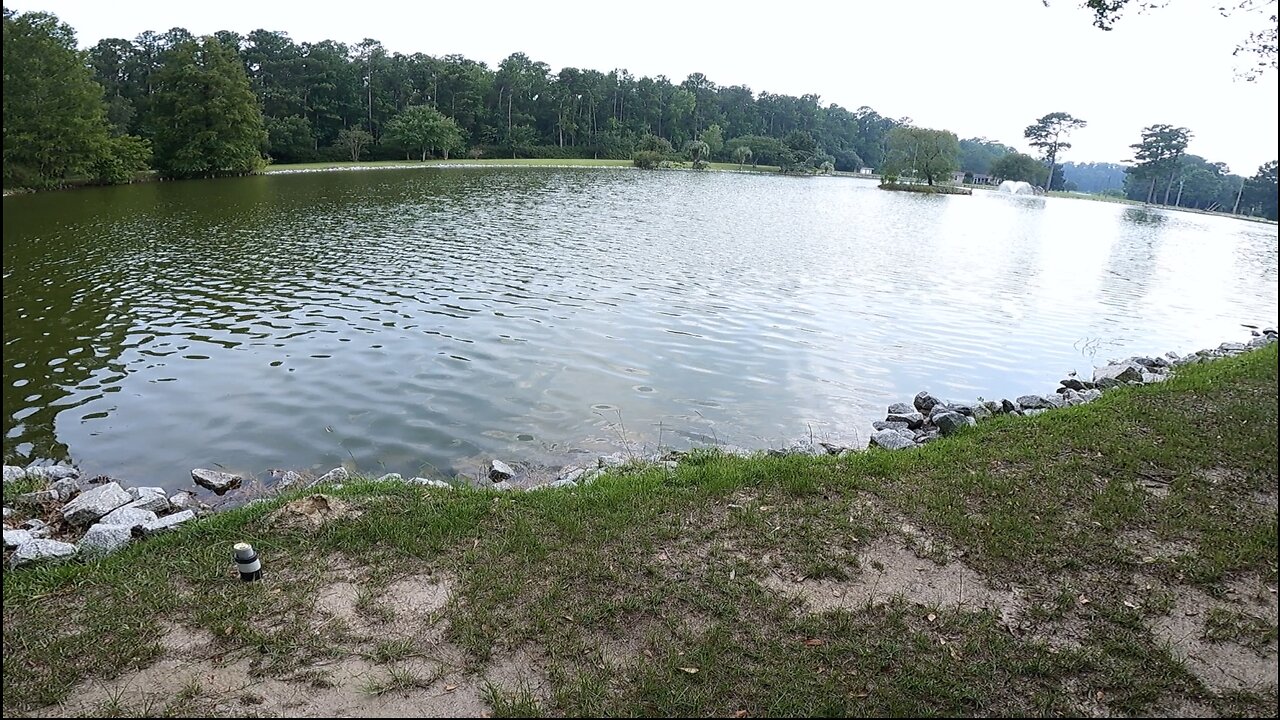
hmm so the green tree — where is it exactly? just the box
[1127,124,1193,204]
[701,124,724,158]
[1241,160,1278,219]
[336,127,374,161]
[2,9,116,188]
[264,115,315,163]
[89,134,152,184]
[882,126,960,185]
[685,139,710,167]
[958,137,1015,174]
[1024,112,1086,192]
[151,37,266,178]
[385,105,464,160]
[733,145,752,169]
[991,152,1048,184]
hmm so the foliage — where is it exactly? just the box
[990,152,1047,185]
[88,134,152,184]
[150,38,266,178]
[732,145,752,168]
[701,124,724,157]
[632,151,664,169]
[684,139,710,165]
[958,137,1015,175]
[385,105,464,160]
[1241,160,1278,219]
[1024,112,1086,193]
[2,9,115,188]
[1125,123,1193,205]
[882,126,960,185]
[335,128,375,162]
[1060,161,1127,194]
[265,115,316,163]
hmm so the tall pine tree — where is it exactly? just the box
[151,37,266,178]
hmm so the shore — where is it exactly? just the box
[3,342,1276,717]
[260,158,785,175]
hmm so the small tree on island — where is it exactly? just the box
[882,126,959,185]
[336,128,374,162]
[385,105,464,161]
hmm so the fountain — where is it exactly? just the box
[997,180,1044,196]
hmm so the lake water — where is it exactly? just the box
[3,168,1277,490]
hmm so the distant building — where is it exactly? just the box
[952,171,967,184]
[857,167,875,175]
[971,173,997,185]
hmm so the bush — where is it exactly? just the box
[633,151,664,169]
[89,135,152,184]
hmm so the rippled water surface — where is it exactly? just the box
[4,168,1277,490]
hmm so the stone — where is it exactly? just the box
[97,505,158,530]
[933,411,969,436]
[270,469,305,489]
[1024,408,1048,417]
[191,468,242,495]
[886,411,925,429]
[1043,394,1066,409]
[79,523,133,555]
[1133,355,1169,369]
[1218,341,1247,353]
[929,404,955,421]
[408,477,453,490]
[1001,399,1019,414]
[375,473,404,483]
[1141,372,1167,383]
[4,528,33,549]
[1164,351,1180,359]
[1082,389,1103,403]
[913,391,943,414]
[11,538,77,567]
[869,429,915,451]
[1017,394,1055,411]
[872,420,910,432]
[20,518,47,532]
[1093,363,1144,386]
[313,466,348,487]
[818,442,847,455]
[60,482,132,526]
[972,403,994,422]
[1,507,11,520]
[558,466,587,483]
[548,478,578,489]
[1060,377,1092,391]
[3,466,26,483]
[488,459,515,481]
[126,487,170,514]
[981,400,1003,416]
[44,477,78,502]
[170,491,198,511]
[887,402,915,416]
[23,465,79,482]
[597,452,632,468]
[948,403,976,417]
[490,481,515,492]
[1062,389,1085,406]
[140,510,196,536]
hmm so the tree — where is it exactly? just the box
[733,145,752,169]
[959,137,1016,174]
[1241,160,1278,219]
[150,37,266,178]
[1127,124,1193,204]
[2,9,116,188]
[684,139,710,167]
[385,105,463,160]
[1024,112,1086,191]
[265,115,315,163]
[991,152,1048,184]
[89,134,152,184]
[701,124,724,158]
[882,126,960,185]
[336,127,374,161]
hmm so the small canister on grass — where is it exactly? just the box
[233,542,262,582]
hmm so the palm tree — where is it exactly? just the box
[685,140,710,167]
[733,145,752,169]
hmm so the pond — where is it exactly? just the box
[3,167,1277,490]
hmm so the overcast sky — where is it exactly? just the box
[10,0,1278,173]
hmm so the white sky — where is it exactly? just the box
[10,0,1279,173]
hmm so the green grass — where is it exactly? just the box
[3,346,1277,717]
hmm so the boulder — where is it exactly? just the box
[1062,389,1085,406]
[125,487,170,514]
[818,442,848,455]
[1043,394,1066,409]
[79,523,133,555]
[1024,408,1048,417]
[872,420,910,432]
[1218,342,1247,353]
[139,510,196,536]
[981,400,1004,416]
[23,465,79,482]
[191,468,242,495]
[60,482,132,526]
[313,467,348,486]
[885,411,925,429]
[374,473,404,483]
[490,481,515,492]
[11,538,78,566]
[558,466,587,483]
[1141,372,1167,383]
[869,429,915,451]
[948,403,976,417]
[97,505,158,530]
[270,469,305,490]
[3,466,26,484]
[1017,395,1055,411]
[1093,363,1144,386]
[1060,377,1092,391]
[408,477,453,490]
[972,403,994,422]
[169,491,199,511]
[887,402,915,416]
[929,404,955,421]
[933,411,970,437]
[488,459,515,481]
[913,391,943,414]
[1082,389,1103,403]
[4,528,34,549]
[47,478,81,502]
[1000,399,1019,415]
[1131,355,1169,369]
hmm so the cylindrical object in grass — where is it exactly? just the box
[233,542,262,582]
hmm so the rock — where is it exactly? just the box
[79,523,133,555]
[487,459,515,481]
[20,518,47,532]
[548,478,578,489]
[933,411,969,436]
[3,466,26,483]
[1000,399,1019,415]
[887,402,915,416]
[1141,372,1167,383]
[886,411,925,429]
[97,505,158,530]
[375,473,404,483]
[1,507,11,520]
[1219,341,1247,353]
[1060,377,1092,391]
[948,403,976,417]
[818,442,847,455]
[1132,355,1169,369]
[1043,394,1066,409]
[1017,395,1055,411]
[1164,351,1180,360]
[4,528,33,549]
[869,429,915,451]
[872,420,910,432]
[972,403,993,422]
[23,465,79,482]
[125,487,170,514]
[408,477,453,490]
[1082,389,1103,403]
[270,469,305,490]
[597,452,633,468]
[16,489,60,509]
[1062,389,1085,406]
[139,510,196,536]
[170,491,198,511]
[490,481,515,492]
[1093,363,1144,386]
[1024,408,1048,417]
[191,468,242,495]
[929,404,955,421]
[44,477,78,502]
[60,482,132,526]
[11,538,77,567]
[981,401,1003,416]
[913,391,943,414]
[558,466,587,483]
[312,467,348,487]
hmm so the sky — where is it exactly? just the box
[9,0,1279,173]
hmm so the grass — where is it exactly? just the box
[2,346,1276,717]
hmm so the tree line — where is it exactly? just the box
[2,7,1275,220]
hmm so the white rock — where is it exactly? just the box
[49,477,81,501]
[313,467,348,486]
[375,473,403,483]
[191,468,242,495]
[1140,372,1167,383]
[23,465,79,481]
[60,482,132,526]
[79,523,133,555]
[488,459,515,481]
[491,480,515,492]
[126,487,170,514]
[1093,363,1143,386]
[4,528,34,548]
[408,477,453,490]
[170,491,198,511]
[11,538,78,566]
[97,505,158,529]
[3,466,27,483]
[140,510,196,536]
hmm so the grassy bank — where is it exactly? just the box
[260,158,786,175]
[879,182,973,195]
[4,347,1277,717]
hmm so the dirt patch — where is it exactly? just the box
[1150,585,1279,693]
[266,494,362,531]
[1116,530,1196,563]
[762,537,1024,624]
[384,574,453,621]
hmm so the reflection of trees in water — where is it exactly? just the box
[1095,215,1162,344]
[1121,206,1167,226]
